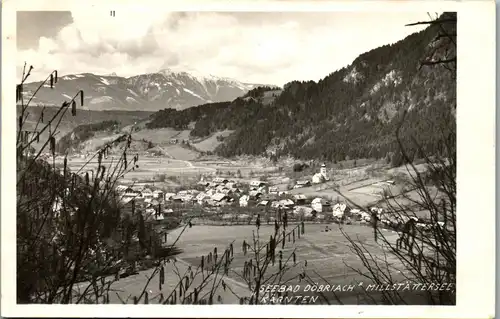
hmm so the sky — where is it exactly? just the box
[17,11,434,86]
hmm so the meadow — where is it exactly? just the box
[95,223,422,305]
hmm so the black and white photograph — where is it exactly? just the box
[2,1,495,317]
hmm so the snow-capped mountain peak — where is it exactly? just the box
[21,69,269,111]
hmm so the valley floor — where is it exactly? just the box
[91,224,431,305]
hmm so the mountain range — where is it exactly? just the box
[20,69,270,111]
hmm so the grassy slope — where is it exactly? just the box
[191,130,234,152]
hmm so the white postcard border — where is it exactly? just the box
[2,1,495,318]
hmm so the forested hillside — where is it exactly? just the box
[146,13,456,162]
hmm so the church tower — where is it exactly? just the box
[320,163,327,177]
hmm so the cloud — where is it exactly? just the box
[17,11,430,85]
[17,11,73,50]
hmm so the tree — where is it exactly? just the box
[16,64,149,303]
[391,150,405,167]
[385,152,392,164]
[138,213,146,249]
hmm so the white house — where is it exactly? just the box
[332,203,350,218]
[141,188,154,199]
[250,181,267,188]
[116,185,129,193]
[213,177,229,184]
[294,206,315,218]
[164,193,176,201]
[123,188,141,200]
[278,199,295,209]
[312,173,326,184]
[271,201,281,209]
[155,208,174,220]
[172,195,182,203]
[370,207,384,217]
[206,188,216,196]
[294,180,311,189]
[350,208,362,216]
[225,182,236,189]
[239,195,250,207]
[311,197,331,213]
[196,192,211,205]
[360,211,371,222]
[182,194,195,203]
[212,193,228,201]
[131,185,144,192]
[152,189,164,199]
[257,200,270,207]
[312,164,330,184]
[293,194,308,205]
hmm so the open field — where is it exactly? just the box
[171,223,408,302]
[191,130,234,152]
[62,156,217,181]
[97,223,430,304]
[156,145,200,161]
[286,178,404,208]
[74,255,252,304]
[131,128,193,145]
[387,163,428,178]
[59,149,284,182]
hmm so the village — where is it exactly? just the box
[113,162,436,232]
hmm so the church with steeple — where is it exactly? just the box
[312,163,330,184]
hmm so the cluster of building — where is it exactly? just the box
[114,174,357,223]
[112,162,434,228]
[112,177,444,234]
